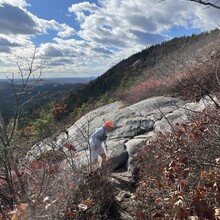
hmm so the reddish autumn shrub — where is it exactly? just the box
[118,77,170,104]
[52,102,68,120]
[133,106,220,219]
[169,57,220,102]
[64,144,77,151]
[119,53,220,105]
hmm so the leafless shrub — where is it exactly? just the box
[0,47,44,216]
[133,105,220,219]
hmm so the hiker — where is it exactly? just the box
[89,121,115,167]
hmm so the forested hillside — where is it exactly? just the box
[0,78,92,123]
[65,28,220,111]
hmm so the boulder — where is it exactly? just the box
[27,95,217,171]
[108,141,128,170]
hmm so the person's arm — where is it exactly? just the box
[104,140,107,150]
[90,127,104,146]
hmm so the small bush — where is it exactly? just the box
[170,61,220,102]
[65,167,117,220]
[118,77,170,104]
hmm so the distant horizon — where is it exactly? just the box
[0,76,97,81]
[43,76,97,79]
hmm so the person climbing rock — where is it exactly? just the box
[89,121,115,168]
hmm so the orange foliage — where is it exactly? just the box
[134,106,220,219]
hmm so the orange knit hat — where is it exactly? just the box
[103,121,115,128]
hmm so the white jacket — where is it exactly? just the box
[89,126,107,148]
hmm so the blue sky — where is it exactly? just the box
[0,0,220,79]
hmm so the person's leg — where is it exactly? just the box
[91,158,99,171]
[100,153,107,166]
[90,148,99,171]
[91,145,106,169]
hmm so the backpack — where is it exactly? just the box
[97,127,107,141]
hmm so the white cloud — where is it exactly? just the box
[0,1,77,77]
[1,0,220,78]
[37,19,76,38]
[190,6,220,30]
[0,35,21,53]
[68,2,99,23]
[57,25,76,38]
[0,3,40,35]
[69,0,220,47]
[68,2,98,14]
[0,2,76,38]
[40,44,64,58]
[0,0,29,7]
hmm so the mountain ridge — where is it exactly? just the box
[65,28,220,111]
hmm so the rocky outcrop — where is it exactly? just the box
[28,95,217,172]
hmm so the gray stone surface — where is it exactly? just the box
[27,95,218,170]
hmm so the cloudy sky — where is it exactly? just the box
[0,0,220,79]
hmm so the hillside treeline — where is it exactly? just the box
[65,28,220,112]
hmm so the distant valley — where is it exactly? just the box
[0,77,95,121]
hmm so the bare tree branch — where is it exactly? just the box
[189,0,220,9]
[158,0,220,9]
